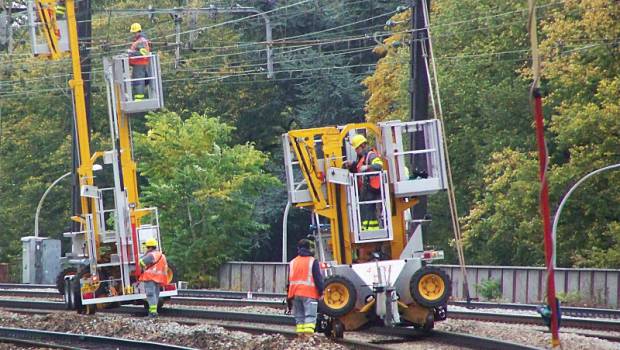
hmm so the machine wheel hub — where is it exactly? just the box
[418,273,445,301]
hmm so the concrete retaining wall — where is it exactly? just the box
[219,262,620,307]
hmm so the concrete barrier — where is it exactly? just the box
[219,262,620,307]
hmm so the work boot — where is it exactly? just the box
[148,312,158,318]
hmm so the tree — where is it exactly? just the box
[133,111,279,285]
[463,0,620,267]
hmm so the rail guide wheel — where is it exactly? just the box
[320,276,357,317]
[410,266,450,308]
[331,319,345,338]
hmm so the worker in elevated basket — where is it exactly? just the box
[127,23,151,101]
[139,238,168,318]
[345,134,384,231]
[287,239,324,337]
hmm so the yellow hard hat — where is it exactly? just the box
[130,23,142,33]
[144,238,158,248]
[350,134,367,149]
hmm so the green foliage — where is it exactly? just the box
[2,0,619,286]
[463,0,620,267]
[133,111,279,286]
[133,111,279,282]
[475,278,502,301]
[556,291,583,305]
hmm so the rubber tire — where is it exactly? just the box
[56,267,77,295]
[73,268,102,315]
[410,266,451,308]
[64,278,74,310]
[319,275,357,317]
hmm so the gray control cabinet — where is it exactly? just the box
[21,237,60,284]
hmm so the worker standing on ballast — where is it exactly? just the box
[139,238,168,318]
[287,239,324,337]
[128,23,151,101]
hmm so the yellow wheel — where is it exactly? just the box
[410,267,450,307]
[319,276,357,317]
[325,282,350,309]
[418,273,446,302]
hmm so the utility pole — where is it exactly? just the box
[409,0,430,234]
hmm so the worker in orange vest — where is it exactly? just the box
[344,134,384,232]
[127,23,151,101]
[287,239,324,337]
[139,238,168,317]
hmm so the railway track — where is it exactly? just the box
[0,298,542,350]
[0,326,194,349]
[3,285,619,321]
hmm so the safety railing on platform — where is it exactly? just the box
[379,119,448,197]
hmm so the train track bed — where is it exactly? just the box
[0,309,354,350]
[1,300,619,350]
[435,318,618,350]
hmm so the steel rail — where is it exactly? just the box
[4,298,618,332]
[451,300,620,319]
[368,327,541,350]
[449,310,620,331]
[0,283,55,289]
[0,300,387,350]
[0,335,80,350]
[179,288,284,299]
[170,296,286,309]
[3,286,620,320]
[0,299,552,350]
[0,326,195,350]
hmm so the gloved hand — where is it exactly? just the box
[139,48,149,56]
[359,165,369,172]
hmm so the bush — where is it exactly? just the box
[475,278,502,300]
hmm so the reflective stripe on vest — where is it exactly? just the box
[139,251,168,285]
[288,256,319,299]
[129,36,151,65]
[356,149,381,190]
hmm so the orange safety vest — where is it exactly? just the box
[139,251,168,285]
[129,35,151,66]
[288,256,320,299]
[356,148,381,190]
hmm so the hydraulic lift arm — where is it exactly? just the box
[35,0,101,260]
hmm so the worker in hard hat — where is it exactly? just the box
[344,134,385,232]
[128,23,151,101]
[139,238,168,317]
[287,239,324,337]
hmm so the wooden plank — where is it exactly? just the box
[230,263,242,291]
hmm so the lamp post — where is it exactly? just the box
[552,163,620,267]
[34,172,71,238]
[34,164,102,237]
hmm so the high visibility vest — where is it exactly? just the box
[356,148,381,190]
[288,256,319,299]
[129,35,151,66]
[139,251,169,285]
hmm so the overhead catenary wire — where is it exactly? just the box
[0,1,611,94]
[0,40,609,95]
[0,0,578,66]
